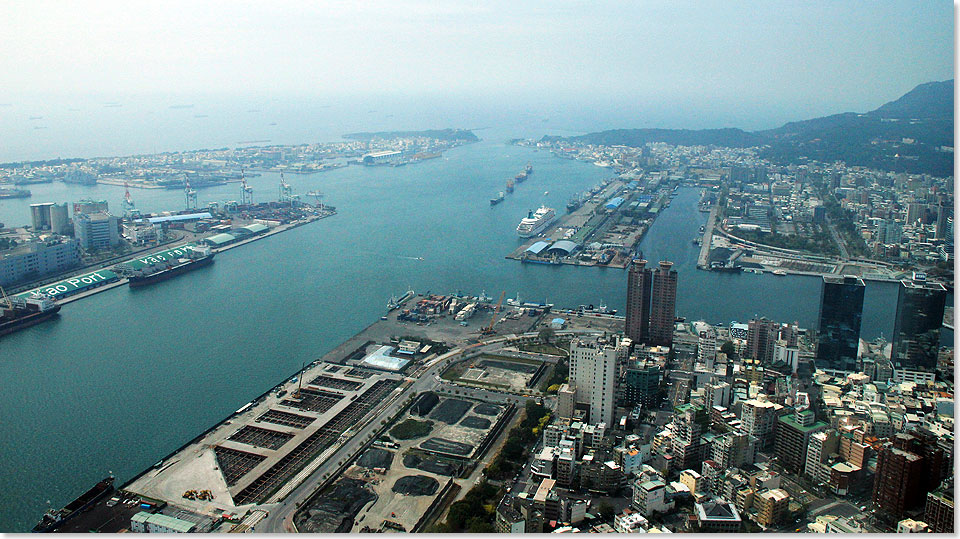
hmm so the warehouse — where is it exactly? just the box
[202,233,237,247]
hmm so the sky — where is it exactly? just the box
[0,1,955,130]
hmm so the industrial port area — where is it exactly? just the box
[0,180,336,339]
[43,292,615,533]
[506,174,680,268]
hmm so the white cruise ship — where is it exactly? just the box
[517,206,556,238]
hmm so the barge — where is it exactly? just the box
[32,476,115,533]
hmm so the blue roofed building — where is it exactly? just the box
[605,197,625,210]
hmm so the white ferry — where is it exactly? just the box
[517,206,556,238]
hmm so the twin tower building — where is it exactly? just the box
[563,259,677,428]
[625,259,678,347]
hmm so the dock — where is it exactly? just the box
[697,205,717,268]
[5,212,336,321]
[505,178,670,269]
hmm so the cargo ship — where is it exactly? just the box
[515,171,527,183]
[517,206,556,237]
[506,179,514,193]
[387,289,415,311]
[490,192,505,206]
[576,302,616,315]
[32,476,115,532]
[0,293,61,337]
[0,187,31,199]
[128,245,215,287]
[566,194,584,213]
[525,163,533,175]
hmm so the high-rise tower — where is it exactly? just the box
[649,261,678,346]
[892,273,947,376]
[816,275,865,373]
[625,259,653,342]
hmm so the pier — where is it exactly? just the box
[8,211,335,310]
[697,205,717,268]
[506,178,672,269]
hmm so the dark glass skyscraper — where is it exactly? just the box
[892,274,947,373]
[816,275,865,373]
[625,259,652,343]
[649,261,678,346]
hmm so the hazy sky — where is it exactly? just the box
[2,1,954,125]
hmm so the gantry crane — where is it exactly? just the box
[240,167,253,205]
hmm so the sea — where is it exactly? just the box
[0,97,952,531]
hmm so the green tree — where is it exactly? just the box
[720,340,736,357]
[538,326,556,344]
[466,517,495,533]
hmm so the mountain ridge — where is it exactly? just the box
[545,80,954,176]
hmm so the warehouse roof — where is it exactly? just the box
[605,197,625,209]
[239,223,269,234]
[360,345,410,371]
[548,240,579,255]
[131,512,196,533]
[525,241,550,255]
[204,233,236,245]
[144,212,212,224]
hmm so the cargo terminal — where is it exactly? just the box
[47,293,572,532]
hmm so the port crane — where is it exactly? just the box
[278,171,294,204]
[0,285,13,310]
[184,179,198,210]
[480,291,506,336]
[240,168,253,205]
[305,190,324,212]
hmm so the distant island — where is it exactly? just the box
[543,80,954,176]
[344,128,479,143]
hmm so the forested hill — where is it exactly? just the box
[544,80,954,176]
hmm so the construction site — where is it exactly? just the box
[122,362,406,513]
[442,354,549,393]
[50,293,554,533]
[295,392,516,533]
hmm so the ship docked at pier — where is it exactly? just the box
[517,206,556,238]
[32,476,115,532]
[127,245,215,287]
[0,292,60,337]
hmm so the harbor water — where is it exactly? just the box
[0,133,951,531]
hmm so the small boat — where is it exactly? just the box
[773,269,788,276]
